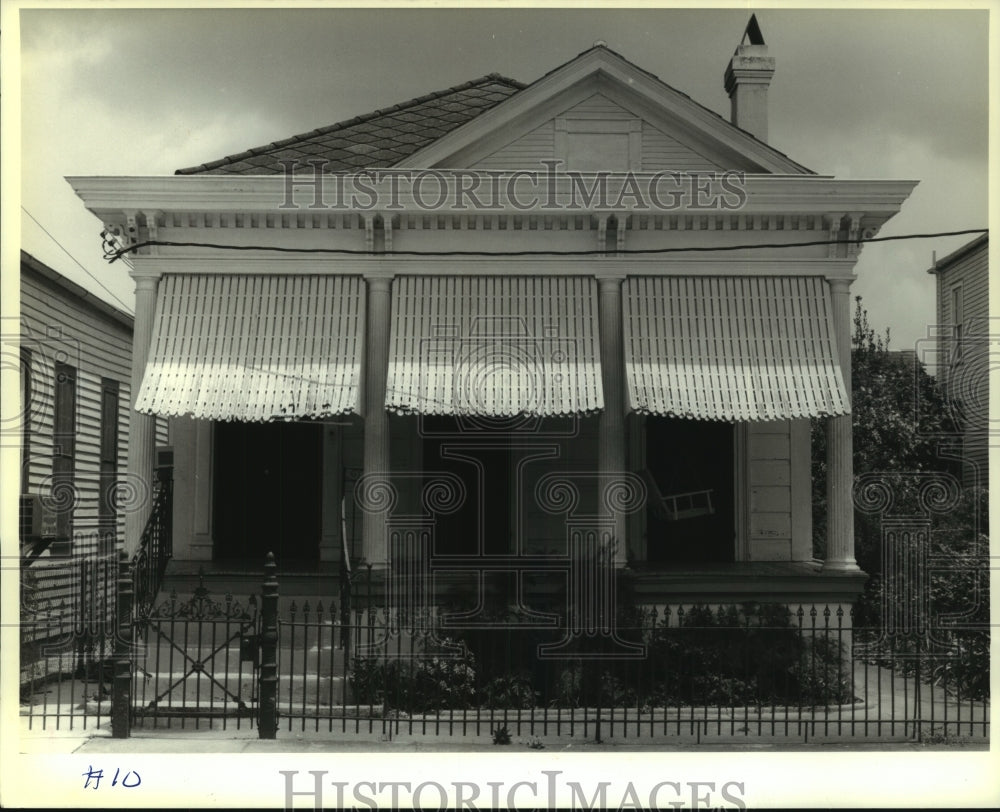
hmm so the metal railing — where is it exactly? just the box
[20,553,990,745]
[263,565,989,744]
[132,477,174,621]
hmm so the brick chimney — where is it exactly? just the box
[724,14,775,142]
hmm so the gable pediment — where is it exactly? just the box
[397,47,812,175]
[469,88,730,174]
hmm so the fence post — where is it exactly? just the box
[259,552,279,739]
[111,549,132,738]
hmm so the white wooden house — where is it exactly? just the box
[927,234,990,489]
[68,25,916,612]
[18,250,168,623]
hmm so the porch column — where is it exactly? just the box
[823,277,860,572]
[124,267,161,554]
[361,273,392,569]
[597,274,628,567]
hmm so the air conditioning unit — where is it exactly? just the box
[19,494,56,540]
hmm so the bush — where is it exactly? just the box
[810,299,989,702]
[854,489,989,701]
[550,664,637,709]
[791,634,855,705]
[349,637,477,713]
[644,603,853,707]
[481,673,537,709]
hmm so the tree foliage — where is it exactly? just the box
[812,296,963,567]
[812,298,989,699]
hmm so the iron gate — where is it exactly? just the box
[131,576,260,731]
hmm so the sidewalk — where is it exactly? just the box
[19,721,989,754]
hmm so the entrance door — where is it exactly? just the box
[214,421,322,564]
[421,416,511,557]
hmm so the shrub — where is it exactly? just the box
[790,634,855,705]
[550,664,637,709]
[481,673,537,709]
[349,636,477,713]
[644,603,852,707]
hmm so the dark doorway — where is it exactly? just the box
[421,416,511,557]
[645,418,734,564]
[214,421,322,564]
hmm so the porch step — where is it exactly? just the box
[159,559,346,604]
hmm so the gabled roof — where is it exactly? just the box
[178,41,812,176]
[176,75,525,175]
[400,44,812,174]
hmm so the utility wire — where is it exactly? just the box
[22,207,135,314]
[104,228,987,263]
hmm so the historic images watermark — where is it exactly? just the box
[356,315,646,657]
[277,160,749,212]
[279,769,747,810]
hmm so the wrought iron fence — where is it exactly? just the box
[19,555,991,743]
[19,551,119,731]
[268,566,989,743]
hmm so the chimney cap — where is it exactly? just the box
[741,14,766,47]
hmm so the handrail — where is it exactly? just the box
[131,477,173,619]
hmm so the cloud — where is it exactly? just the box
[15,7,989,349]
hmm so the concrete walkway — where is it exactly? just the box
[19,659,988,753]
[19,715,989,754]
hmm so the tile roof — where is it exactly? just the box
[175,74,526,175]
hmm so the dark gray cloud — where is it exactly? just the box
[23,9,985,171]
[17,7,990,351]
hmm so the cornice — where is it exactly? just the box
[135,255,860,281]
[68,174,918,222]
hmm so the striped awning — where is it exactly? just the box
[136,274,364,421]
[624,276,849,421]
[386,276,603,416]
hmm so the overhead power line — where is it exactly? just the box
[104,228,987,263]
[22,207,135,314]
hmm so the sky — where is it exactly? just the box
[11,5,992,355]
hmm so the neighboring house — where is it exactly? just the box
[927,233,990,487]
[68,21,916,616]
[18,250,168,614]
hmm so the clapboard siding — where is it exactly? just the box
[471,122,555,170]
[21,284,133,375]
[934,238,989,485]
[641,124,721,172]
[20,253,161,614]
[939,247,989,332]
[471,92,723,173]
[747,419,793,561]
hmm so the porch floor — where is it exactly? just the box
[159,558,866,605]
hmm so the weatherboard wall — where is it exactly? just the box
[20,256,169,614]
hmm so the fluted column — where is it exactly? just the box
[823,276,859,572]
[124,267,161,554]
[361,274,393,569]
[597,274,628,567]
